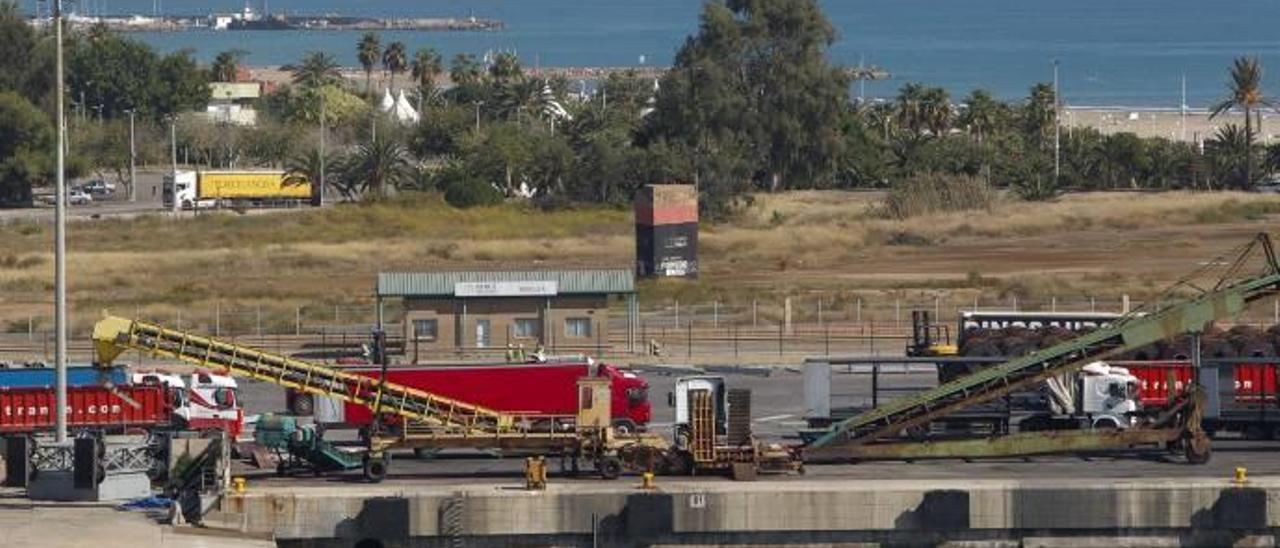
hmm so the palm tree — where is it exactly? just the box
[357,32,381,98]
[289,51,341,89]
[340,138,413,199]
[1206,123,1254,189]
[382,41,408,94]
[919,86,952,137]
[1210,56,1275,187]
[894,83,926,137]
[411,47,443,111]
[211,49,246,83]
[959,89,1003,144]
[488,51,523,85]
[1024,83,1056,150]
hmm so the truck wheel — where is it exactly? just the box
[597,457,622,480]
[611,419,637,435]
[291,394,315,416]
[1184,434,1211,465]
[364,455,388,483]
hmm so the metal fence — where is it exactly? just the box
[4,294,1279,364]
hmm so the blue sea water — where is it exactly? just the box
[40,0,1280,106]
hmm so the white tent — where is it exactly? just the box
[378,88,395,113]
[391,90,421,124]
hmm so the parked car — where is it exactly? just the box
[68,189,92,205]
[82,179,116,195]
[1255,181,1280,194]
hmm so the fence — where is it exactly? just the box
[4,294,1279,364]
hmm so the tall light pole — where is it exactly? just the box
[53,0,68,444]
[127,109,136,202]
[1053,59,1061,182]
[474,100,484,132]
[319,91,326,206]
[170,116,178,214]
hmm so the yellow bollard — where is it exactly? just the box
[232,477,247,494]
[639,472,655,490]
[1235,467,1247,485]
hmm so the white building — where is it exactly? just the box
[206,82,261,126]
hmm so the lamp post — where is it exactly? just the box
[170,115,178,214]
[1053,59,1061,182]
[474,100,484,132]
[127,109,136,202]
[53,0,68,444]
[319,90,326,206]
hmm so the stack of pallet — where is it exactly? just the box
[634,184,698,278]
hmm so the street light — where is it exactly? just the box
[319,90,326,207]
[474,100,484,132]
[170,115,179,214]
[53,0,68,443]
[1053,59,1061,182]
[126,108,136,202]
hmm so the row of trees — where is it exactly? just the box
[0,1,208,204]
[3,0,1276,214]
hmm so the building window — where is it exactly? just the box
[514,318,540,339]
[565,318,592,338]
[412,319,438,341]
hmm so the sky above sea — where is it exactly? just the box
[37,0,1280,106]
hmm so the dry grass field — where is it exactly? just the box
[3,190,1280,333]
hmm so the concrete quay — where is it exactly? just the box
[210,476,1280,547]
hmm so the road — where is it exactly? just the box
[231,367,1280,485]
[0,172,169,223]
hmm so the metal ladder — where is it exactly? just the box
[809,234,1280,450]
[92,316,517,436]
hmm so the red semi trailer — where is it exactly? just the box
[0,385,172,434]
[1119,360,1280,438]
[288,361,652,431]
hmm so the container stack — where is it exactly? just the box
[634,184,698,278]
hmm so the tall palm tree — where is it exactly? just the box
[211,49,246,83]
[894,82,926,137]
[357,32,381,98]
[340,138,413,199]
[450,53,483,87]
[1024,82,1056,150]
[1210,56,1275,187]
[289,51,341,89]
[1206,123,1254,190]
[382,41,408,94]
[919,86,952,137]
[959,89,1003,144]
[411,47,443,111]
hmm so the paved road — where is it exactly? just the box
[0,173,169,223]
[231,367,1280,484]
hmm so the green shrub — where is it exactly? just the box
[444,178,504,209]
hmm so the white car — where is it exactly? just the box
[68,189,92,205]
[82,180,117,195]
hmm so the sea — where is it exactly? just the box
[38,0,1280,107]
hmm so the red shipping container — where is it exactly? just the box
[634,202,698,226]
[1234,364,1279,402]
[0,385,171,433]
[1116,361,1194,407]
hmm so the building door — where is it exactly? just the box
[475,319,491,349]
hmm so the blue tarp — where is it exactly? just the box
[116,495,173,511]
[0,366,128,389]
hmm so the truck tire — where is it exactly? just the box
[1184,434,1211,465]
[363,455,388,483]
[597,457,622,480]
[611,419,638,435]
[290,394,315,416]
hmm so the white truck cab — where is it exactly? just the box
[1079,362,1139,429]
[162,170,216,209]
[669,375,728,447]
[132,369,243,436]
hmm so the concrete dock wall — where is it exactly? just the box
[211,478,1280,547]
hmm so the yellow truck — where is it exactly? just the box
[163,170,312,209]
